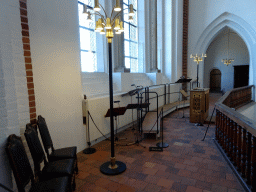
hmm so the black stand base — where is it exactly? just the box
[195,123,204,126]
[100,161,126,175]
[83,147,96,154]
[156,142,169,148]
[149,147,163,152]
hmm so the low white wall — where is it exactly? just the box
[85,83,182,145]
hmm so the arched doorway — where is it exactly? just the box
[194,12,256,88]
[210,69,221,92]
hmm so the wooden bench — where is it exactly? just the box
[142,100,190,138]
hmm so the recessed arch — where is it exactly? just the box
[210,68,221,92]
[194,12,256,88]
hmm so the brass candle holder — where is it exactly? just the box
[190,53,207,88]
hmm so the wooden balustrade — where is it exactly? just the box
[223,85,253,108]
[215,85,255,191]
[252,136,256,189]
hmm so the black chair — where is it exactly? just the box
[6,134,70,192]
[24,124,76,190]
[37,115,78,173]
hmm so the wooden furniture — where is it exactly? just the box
[24,124,76,190]
[190,88,209,124]
[6,134,70,192]
[215,85,255,191]
[37,115,78,173]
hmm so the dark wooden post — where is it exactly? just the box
[229,118,234,161]
[251,136,256,191]
[233,122,238,166]
[226,117,230,157]
[237,125,242,172]
[242,128,247,178]
[223,115,227,152]
[220,113,224,147]
[247,132,252,185]
[216,110,219,141]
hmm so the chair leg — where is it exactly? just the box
[75,158,78,174]
[72,174,76,191]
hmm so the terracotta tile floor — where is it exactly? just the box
[75,93,245,192]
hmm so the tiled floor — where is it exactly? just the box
[75,93,245,192]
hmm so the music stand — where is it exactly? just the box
[180,90,189,119]
[105,107,127,141]
[174,79,192,117]
[126,103,150,147]
[175,78,192,84]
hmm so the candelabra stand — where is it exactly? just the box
[84,0,134,175]
[190,53,207,88]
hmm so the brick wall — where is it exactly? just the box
[182,0,189,78]
[19,0,37,125]
[182,0,189,92]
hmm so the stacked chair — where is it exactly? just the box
[6,134,70,192]
[24,123,76,190]
[6,115,78,192]
[37,115,78,173]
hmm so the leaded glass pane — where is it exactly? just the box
[80,28,90,50]
[130,25,137,41]
[79,0,89,4]
[78,0,97,72]
[81,51,97,72]
[78,4,90,28]
[130,42,138,58]
[90,31,96,51]
[129,0,137,10]
[125,57,130,68]
[124,22,130,39]
[130,58,138,73]
[123,0,138,72]
[125,40,130,56]
[130,11,137,26]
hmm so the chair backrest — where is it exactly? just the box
[6,134,35,192]
[37,115,54,157]
[24,123,47,175]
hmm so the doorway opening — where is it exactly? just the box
[234,65,249,88]
[210,69,221,93]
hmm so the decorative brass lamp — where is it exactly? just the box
[84,0,134,175]
[222,29,234,66]
[190,53,207,88]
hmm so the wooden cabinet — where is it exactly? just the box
[190,88,209,124]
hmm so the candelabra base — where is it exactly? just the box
[156,142,169,148]
[100,161,126,175]
[83,147,96,154]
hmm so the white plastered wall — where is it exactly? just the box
[27,0,85,152]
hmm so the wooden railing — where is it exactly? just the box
[223,86,253,108]
[215,85,255,191]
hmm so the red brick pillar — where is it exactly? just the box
[182,0,189,91]
[19,0,37,125]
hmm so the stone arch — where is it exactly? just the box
[194,12,256,87]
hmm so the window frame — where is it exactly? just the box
[123,0,138,72]
[78,1,98,72]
